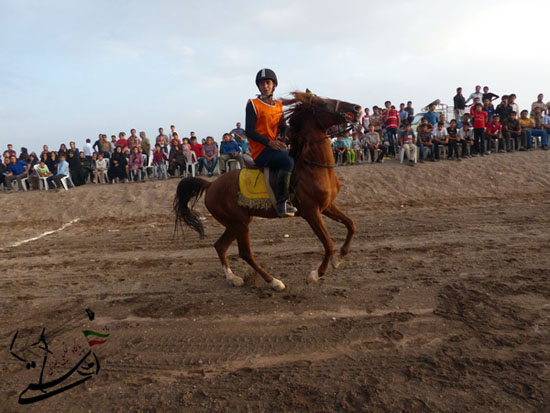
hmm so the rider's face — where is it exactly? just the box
[258,79,274,96]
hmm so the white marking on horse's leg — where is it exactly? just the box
[331,253,343,269]
[223,266,244,287]
[270,278,286,291]
[307,270,320,284]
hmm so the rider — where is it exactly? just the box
[245,68,297,217]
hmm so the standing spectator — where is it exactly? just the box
[40,144,50,160]
[509,94,520,116]
[83,139,93,160]
[219,133,244,173]
[424,104,439,126]
[470,97,482,116]
[47,154,69,190]
[6,144,17,158]
[542,108,550,137]
[369,106,384,138]
[0,156,6,188]
[68,141,79,156]
[156,128,168,154]
[169,125,178,141]
[58,143,68,158]
[92,134,101,153]
[201,136,218,177]
[361,107,370,132]
[472,103,489,156]
[398,123,417,166]
[4,155,30,191]
[483,98,496,122]
[140,131,151,166]
[398,103,408,124]
[496,95,513,123]
[79,152,92,183]
[453,87,466,122]
[351,132,362,163]
[384,103,400,157]
[110,135,117,150]
[128,146,145,182]
[405,101,415,125]
[482,86,499,103]
[152,144,168,180]
[465,85,483,106]
[19,147,30,162]
[116,132,129,153]
[432,121,449,161]
[170,131,182,147]
[530,93,547,117]
[99,135,112,158]
[231,122,246,145]
[127,129,139,151]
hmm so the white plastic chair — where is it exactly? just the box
[399,145,418,164]
[34,164,50,190]
[184,151,199,177]
[59,175,75,191]
[226,158,241,171]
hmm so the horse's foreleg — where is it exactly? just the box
[214,229,243,287]
[234,225,286,291]
[322,202,356,269]
[302,210,334,284]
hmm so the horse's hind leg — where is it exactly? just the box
[302,210,335,284]
[233,224,286,291]
[214,229,243,287]
[322,202,356,269]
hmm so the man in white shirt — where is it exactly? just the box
[465,85,483,106]
[83,139,93,160]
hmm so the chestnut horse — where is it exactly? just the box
[174,91,362,291]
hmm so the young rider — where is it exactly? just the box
[245,68,297,217]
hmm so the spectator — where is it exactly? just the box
[369,106,384,138]
[129,146,145,182]
[30,159,52,189]
[169,125,178,141]
[361,107,370,132]
[398,103,408,124]
[503,111,522,152]
[432,121,449,161]
[482,86,499,103]
[519,109,548,150]
[483,98,496,122]
[460,113,472,128]
[116,132,129,153]
[453,87,466,122]
[465,85,483,105]
[405,101,415,125]
[201,136,218,177]
[168,142,185,176]
[68,141,79,156]
[58,143,68,158]
[351,132,362,163]
[47,154,69,190]
[496,95,513,123]
[363,124,384,162]
[92,134,101,154]
[152,144,168,180]
[140,131,151,166]
[509,94,519,116]
[170,131,182,147]
[40,144,50,160]
[46,151,58,173]
[79,152,92,183]
[542,108,550,137]
[332,135,348,164]
[439,113,450,129]
[424,104,439,126]
[83,138,93,160]
[458,123,474,157]
[219,133,244,173]
[66,150,85,186]
[472,103,488,156]
[231,122,246,145]
[447,119,462,161]
[384,102,400,156]
[485,114,503,153]
[99,135,112,158]
[19,147,30,162]
[110,135,117,150]
[157,127,169,154]
[398,123,417,166]
[94,153,108,184]
[108,146,128,182]
[416,118,434,162]
[5,155,30,191]
[530,93,547,117]
[0,156,7,188]
[469,97,482,116]
[6,144,17,158]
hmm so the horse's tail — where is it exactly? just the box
[173,177,212,239]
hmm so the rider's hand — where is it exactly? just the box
[269,140,286,151]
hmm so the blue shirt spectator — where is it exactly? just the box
[220,139,241,155]
[56,160,69,176]
[424,111,439,126]
[7,160,28,175]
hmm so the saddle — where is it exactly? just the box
[238,155,278,210]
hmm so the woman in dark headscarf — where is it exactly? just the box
[19,147,30,162]
[46,151,59,173]
[108,145,128,183]
[168,142,185,176]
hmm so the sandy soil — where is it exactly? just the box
[1,151,549,412]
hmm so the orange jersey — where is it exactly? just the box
[248,98,283,159]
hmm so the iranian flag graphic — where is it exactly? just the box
[82,330,110,347]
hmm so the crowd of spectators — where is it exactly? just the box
[334,87,550,167]
[2,87,550,191]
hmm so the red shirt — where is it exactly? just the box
[116,138,128,149]
[190,143,203,159]
[170,137,181,147]
[473,111,488,129]
[485,122,502,135]
[385,109,399,129]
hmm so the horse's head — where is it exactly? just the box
[282,90,363,134]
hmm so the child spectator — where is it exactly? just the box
[432,121,449,161]
[398,123,416,166]
[332,135,348,165]
[47,154,69,190]
[485,114,503,153]
[351,132,362,163]
[152,144,168,179]
[503,111,522,152]
[416,118,434,162]
[447,119,462,160]
[458,123,474,157]
[94,153,108,183]
[129,146,145,182]
[384,103,400,156]
[472,103,488,156]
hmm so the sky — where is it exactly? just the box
[1,0,549,153]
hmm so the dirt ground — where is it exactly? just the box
[1,151,550,412]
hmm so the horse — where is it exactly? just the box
[174,90,362,291]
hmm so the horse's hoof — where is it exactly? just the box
[331,254,343,269]
[307,270,320,284]
[270,278,286,291]
[228,275,244,287]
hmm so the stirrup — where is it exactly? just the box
[276,201,297,217]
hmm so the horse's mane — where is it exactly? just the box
[280,91,315,131]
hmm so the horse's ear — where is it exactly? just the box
[306,88,312,94]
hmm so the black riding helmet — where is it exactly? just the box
[255,68,278,88]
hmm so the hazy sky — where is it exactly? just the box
[1,0,549,153]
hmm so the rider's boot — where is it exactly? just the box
[275,170,298,218]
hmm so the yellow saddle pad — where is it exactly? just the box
[239,168,269,199]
